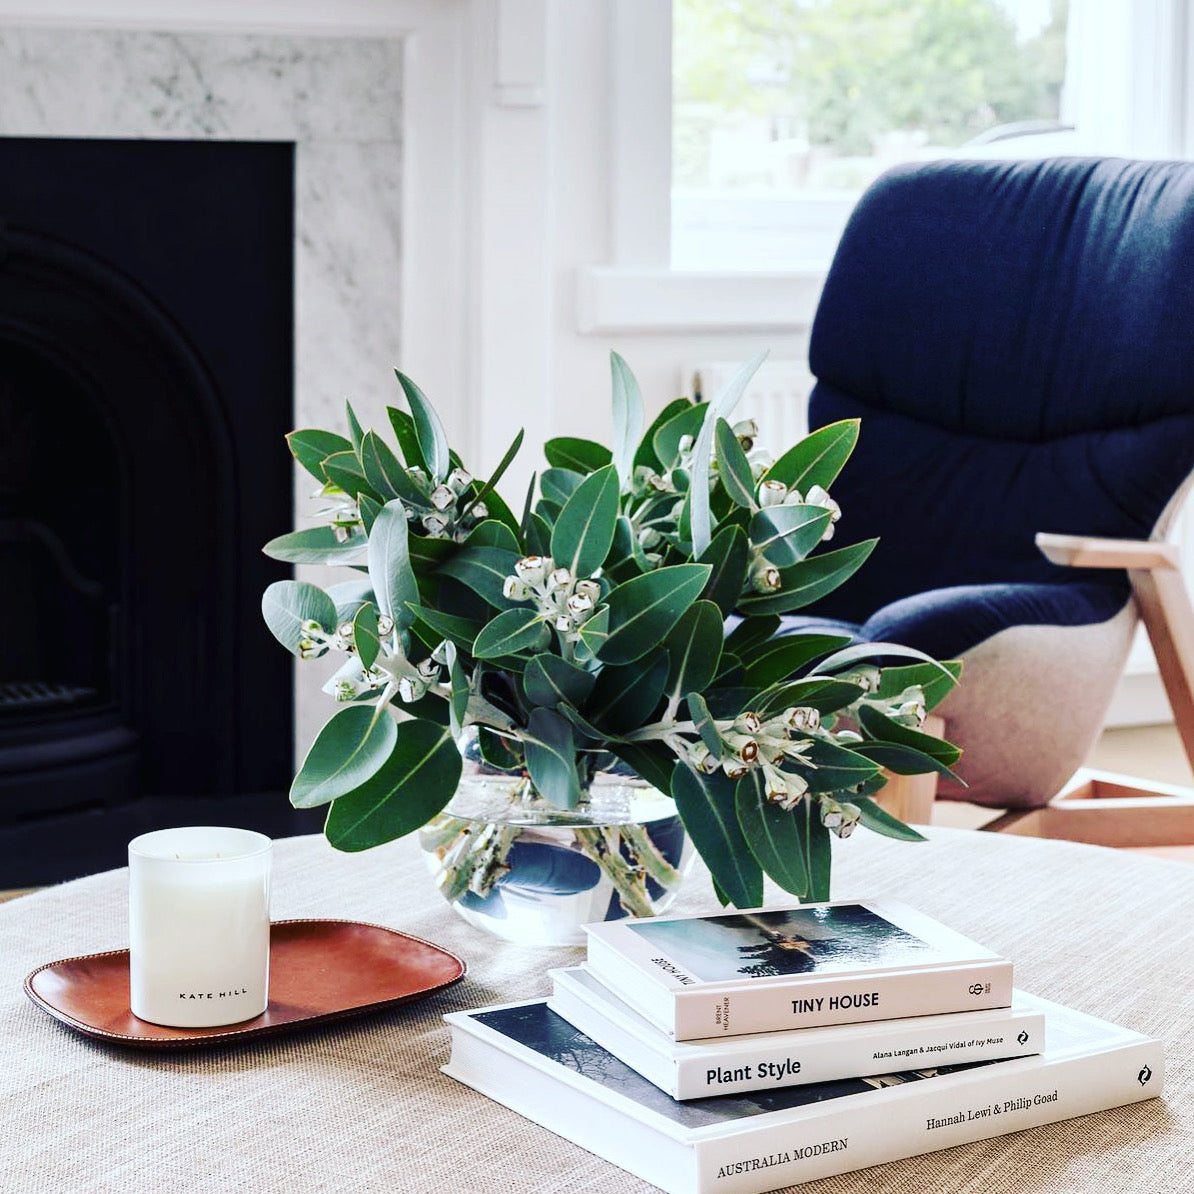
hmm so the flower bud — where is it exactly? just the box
[758,479,788,507]
[750,559,782,593]
[421,512,449,536]
[722,757,749,781]
[735,711,762,734]
[806,484,841,521]
[637,527,662,550]
[548,567,573,591]
[398,675,428,703]
[430,484,455,511]
[785,706,821,733]
[574,579,602,604]
[554,614,573,633]
[515,555,548,584]
[376,614,395,637]
[566,592,594,619]
[677,434,695,454]
[732,418,759,440]
[503,576,531,601]
[416,658,441,681]
[469,501,489,522]
[447,467,473,494]
[724,733,759,764]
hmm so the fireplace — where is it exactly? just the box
[0,136,320,884]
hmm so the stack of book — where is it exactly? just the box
[443,899,1164,1194]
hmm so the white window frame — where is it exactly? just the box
[578,0,1194,336]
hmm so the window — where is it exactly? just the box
[670,1,1176,271]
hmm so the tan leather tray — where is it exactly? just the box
[24,918,466,1048]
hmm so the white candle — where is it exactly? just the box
[128,826,272,1028]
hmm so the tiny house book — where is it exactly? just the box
[584,899,1013,1039]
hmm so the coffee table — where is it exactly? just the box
[2,827,1190,1193]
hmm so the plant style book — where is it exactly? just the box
[584,899,1012,1039]
[442,997,1163,1194]
[547,966,1044,1100]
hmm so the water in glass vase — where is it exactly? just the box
[418,765,693,947]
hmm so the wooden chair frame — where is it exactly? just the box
[877,532,1194,838]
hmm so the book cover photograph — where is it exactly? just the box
[443,996,1164,1194]
[624,905,943,982]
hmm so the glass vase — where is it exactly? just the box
[418,753,692,947]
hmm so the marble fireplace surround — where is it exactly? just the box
[0,25,406,755]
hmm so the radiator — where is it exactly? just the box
[683,359,814,456]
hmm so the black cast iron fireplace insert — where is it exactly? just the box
[0,137,319,885]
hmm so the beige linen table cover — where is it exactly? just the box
[2,827,1191,1193]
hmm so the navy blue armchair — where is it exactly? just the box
[801,156,1194,812]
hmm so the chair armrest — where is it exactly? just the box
[1035,532,1180,572]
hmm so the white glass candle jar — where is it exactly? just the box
[128,826,272,1028]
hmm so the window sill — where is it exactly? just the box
[576,266,826,334]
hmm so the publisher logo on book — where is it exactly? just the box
[1138,1065,1153,1086]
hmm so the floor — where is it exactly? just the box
[933,722,1194,838]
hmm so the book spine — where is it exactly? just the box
[694,1040,1164,1194]
[674,1008,1044,1099]
[674,960,1013,1040]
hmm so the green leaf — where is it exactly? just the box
[737,539,877,615]
[472,608,547,659]
[345,400,365,455]
[874,660,963,711]
[367,500,420,627]
[735,773,808,897]
[524,654,597,710]
[749,505,832,567]
[261,580,337,656]
[853,795,927,842]
[690,352,769,558]
[698,525,750,617]
[853,742,964,784]
[359,430,428,507]
[358,494,382,535]
[386,405,423,469]
[291,705,398,809]
[802,800,833,902]
[814,640,956,683]
[686,690,722,760]
[652,403,705,470]
[394,370,450,482]
[321,450,381,505]
[664,600,724,704]
[599,563,712,665]
[524,707,581,809]
[445,642,469,741]
[287,429,354,483]
[671,763,763,909]
[460,427,524,523]
[610,351,646,491]
[725,614,781,656]
[324,720,462,850]
[525,509,552,556]
[796,738,883,794]
[327,578,376,623]
[714,418,756,507]
[408,604,482,653]
[437,546,520,609]
[263,526,368,565]
[756,677,865,715]
[544,436,612,474]
[352,601,380,671]
[587,652,670,733]
[857,704,962,765]
[575,605,610,662]
[764,419,859,494]
[540,467,583,507]
[608,742,676,794]
[465,519,522,555]
[551,463,620,578]
[633,398,690,472]
[742,633,853,687]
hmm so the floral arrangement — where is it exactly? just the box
[261,354,960,908]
